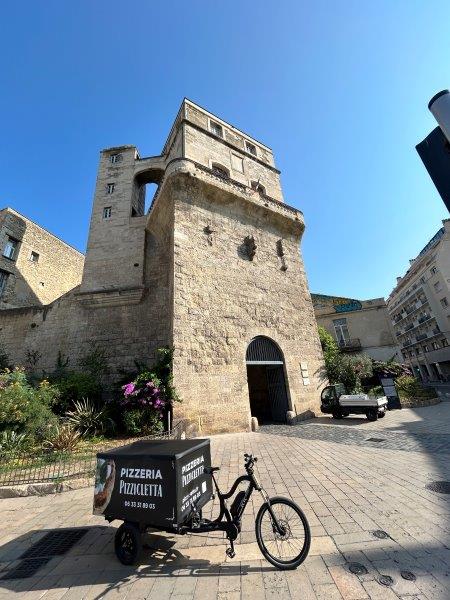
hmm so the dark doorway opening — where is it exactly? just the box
[246,336,289,424]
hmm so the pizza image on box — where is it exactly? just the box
[93,458,116,515]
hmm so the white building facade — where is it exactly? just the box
[387,219,450,381]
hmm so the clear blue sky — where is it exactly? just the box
[1,1,449,299]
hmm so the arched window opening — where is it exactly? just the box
[251,181,266,196]
[246,336,283,364]
[211,163,230,180]
[132,168,163,217]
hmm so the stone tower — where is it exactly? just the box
[79,99,325,433]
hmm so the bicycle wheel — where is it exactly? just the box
[255,496,310,570]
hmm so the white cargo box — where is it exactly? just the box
[339,394,388,408]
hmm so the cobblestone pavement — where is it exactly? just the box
[261,402,450,454]
[0,404,449,599]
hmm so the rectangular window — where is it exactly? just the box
[440,297,448,307]
[0,270,8,297]
[442,338,449,347]
[430,266,437,275]
[3,237,18,260]
[110,154,122,164]
[30,251,39,263]
[210,120,223,138]
[106,183,115,194]
[103,207,112,219]
[333,318,350,345]
[432,341,440,350]
[246,141,257,156]
[434,281,442,292]
[423,345,429,352]
[231,153,244,173]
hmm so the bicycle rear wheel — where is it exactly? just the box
[255,497,310,570]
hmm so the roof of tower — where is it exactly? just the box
[162,98,273,155]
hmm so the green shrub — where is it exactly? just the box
[49,372,102,415]
[339,354,373,394]
[43,424,80,452]
[0,369,59,441]
[0,430,29,453]
[65,398,115,437]
[396,375,435,400]
[122,409,163,437]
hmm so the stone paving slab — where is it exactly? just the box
[0,404,449,598]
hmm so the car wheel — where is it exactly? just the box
[366,409,378,422]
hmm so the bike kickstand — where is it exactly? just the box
[225,539,236,559]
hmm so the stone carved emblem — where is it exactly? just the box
[203,225,215,246]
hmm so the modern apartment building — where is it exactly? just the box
[387,219,450,381]
[312,294,400,361]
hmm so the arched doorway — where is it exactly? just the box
[246,336,289,424]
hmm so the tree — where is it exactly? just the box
[318,326,373,393]
[318,326,341,383]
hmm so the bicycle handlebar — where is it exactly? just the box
[244,453,258,467]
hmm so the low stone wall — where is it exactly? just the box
[400,396,441,408]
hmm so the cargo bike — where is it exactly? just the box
[93,439,310,570]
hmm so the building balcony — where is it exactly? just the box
[390,297,428,325]
[418,314,431,324]
[338,338,362,352]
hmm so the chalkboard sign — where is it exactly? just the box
[379,377,401,410]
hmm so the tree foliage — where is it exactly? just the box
[318,326,373,393]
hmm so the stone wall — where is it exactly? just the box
[0,193,174,378]
[170,166,325,434]
[0,208,84,309]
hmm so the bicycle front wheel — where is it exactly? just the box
[255,496,310,570]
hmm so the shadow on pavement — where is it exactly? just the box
[0,525,274,596]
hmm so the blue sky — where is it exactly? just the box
[1,1,449,299]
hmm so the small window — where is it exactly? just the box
[423,345,429,352]
[251,181,266,196]
[430,266,437,275]
[420,276,426,283]
[211,163,229,179]
[210,120,223,138]
[440,297,448,307]
[110,154,122,164]
[103,206,112,219]
[0,270,8,297]
[246,141,257,156]
[231,153,244,173]
[434,281,442,292]
[3,237,18,260]
[432,341,440,350]
[106,183,115,194]
[442,338,449,347]
[30,251,39,263]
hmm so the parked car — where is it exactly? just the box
[320,383,388,421]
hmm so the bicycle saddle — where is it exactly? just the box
[204,466,220,474]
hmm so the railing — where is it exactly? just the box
[418,314,431,324]
[338,338,362,351]
[0,422,185,487]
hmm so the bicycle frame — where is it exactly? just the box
[179,462,285,545]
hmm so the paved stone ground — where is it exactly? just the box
[0,404,449,599]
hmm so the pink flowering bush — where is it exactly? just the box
[120,372,166,435]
